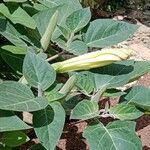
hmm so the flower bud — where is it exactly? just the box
[52,48,132,73]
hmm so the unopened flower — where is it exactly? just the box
[52,48,132,73]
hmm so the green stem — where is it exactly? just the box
[66,32,74,49]
[38,85,43,97]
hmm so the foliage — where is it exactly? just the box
[0,0,149,150]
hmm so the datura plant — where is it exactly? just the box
[0,0,150,150]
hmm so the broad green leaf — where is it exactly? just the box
[33,3,48,11]
[0,19,28,48]
[128,61,150,82]
[37,52,48,60]
[66,8,91,33]
[1,46,26,73]
[63,95,80,113]
[83,120,142,150]
[38,0,82,25]
[103,89,126,97]
[46,92,64,102]
[40,10,59,51]
[37,0,81,9]
[84,19,138,48]
[28,144,46,150]
[0,110,31,132]
[68,40,88,55]
[92,60,134,89]
[0,4,10,19]
[11,7,36,29]
[120,86,150,111]
[1,45,26,55]
[53,37,66,50]
[1,131,29,147]
[33,7,59,37]
[45,83,65,102]
[70,100,99,120]
[23,51,56,90]
[75,71,94,95]
[34,0,82,40]
[109,104,143,120]
[0,81,48,112]
[0,4,36,29]
[33,102,65,150]
[57,25,70,39]
[4,0,27,2]
[92,60,150,91]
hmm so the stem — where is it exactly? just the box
[99,114,112,118]
[66,32,74,49]
[38,85,43,97]
[46,50,64,62]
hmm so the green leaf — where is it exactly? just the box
[66,7,91,33]
[11,7,36,29]
[0,19,28,48]
[103,89,126,97]
[83,120,142,150]
[0,81,48,112]
[63,95,80,113]
[33,102,65,150]
[28,144,46,150]
[1,45,26,73]
[92,60,150,91]
[4,0,27,2]
[40,10,59,51]
[1,45,26,55]
[92,60,134,89]
[109,104,143,120]
[75,71,94,95]
[70,100,99,120]
[120,86,150,111]
[0,110,31,132]
[46,92,64,102]
[23,51,56,90]
[84,19,138,48]
[34,1,82,40]
[37,0,81,10]
[57,25,70,39]
[0,4,10,19]
[128,61,150,82]
[0,4,36,29]
[45,84,65,102]
[68,40,88,55]
[1,131,29,147]
[33,7,59,37]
